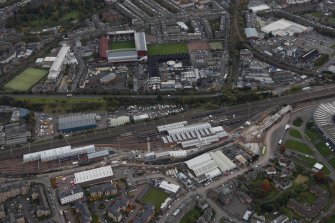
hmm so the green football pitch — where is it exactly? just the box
[4,68,48,91]
[147,43,189,56]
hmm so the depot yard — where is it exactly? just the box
[4,68,48,92]
[109,40,135,50]
[140,187,168,209]
[147,43,188,56]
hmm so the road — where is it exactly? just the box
[159,114,291,223]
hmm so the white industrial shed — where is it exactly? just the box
[261,19,309,36]
[159,180,180,193]
[209,151,236,173]
[161,122,228,148]
[185,153,221,183]
[74,166,113,185]
[248,4,270,13]
[157,121,188,132]
[23,145,95,162]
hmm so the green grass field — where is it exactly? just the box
[4,68,48,91]
[109,40,136,50]
[289,128,302,139]
[294,174,308,184]
[209,41,224,50]
[180,207,203,223]
[284,140,313,154]
[315,142,332,156]
[329,157,335,169]
[141,187,168,209]
[147,43,188,56]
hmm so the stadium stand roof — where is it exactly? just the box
[107,49,138,62]
[159,180,180,193]
[58,113,96,132]
[134,32,147,51]
[314,101,335,145]
[74,166,113,184]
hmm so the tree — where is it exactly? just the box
[314,170,326,183]
[278,145,286,154]
[260,179,271,194]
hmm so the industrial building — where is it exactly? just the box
[108,116,130,127]
[261,19,310,37]
[159,180,180,194]
[74,166,114,185]
[47,44,77,82]
[99,30,147,63]
[159,122,228,148]
[244,28,259,39]
[184,151,236,183]
[58,113,97,133]
[314,101,335,147]
[248,4,270,13]
[100,73,117,84]
[23,145,95,162]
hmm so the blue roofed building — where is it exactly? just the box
[58,113,97,133]
[244,28,259,39]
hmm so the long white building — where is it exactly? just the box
[23,145,95,162]
[74,166,114,185]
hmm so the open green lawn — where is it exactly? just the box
[293,155,316,168]
[289,128,302,139]
[307,12,323,18]
[141,187,168,209]
[284,140,313,155]
[315,142,332,156]
[299,191,316,205]
[323,215,335,223]
[294,174,309,184]
[180,207,203,223]
[109,40,136,50]
[147,43,188,56]
[209,41,224,50]
[4,68,47,91]
[329,157,335,169]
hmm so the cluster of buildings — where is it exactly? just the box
[184,151,236,183]
[36,44,78,83]
[287,185,328,221]
[0,106,30,147]
[158,121,228,149]
[0,181,52,222]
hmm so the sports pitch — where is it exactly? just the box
[109,40,136,50]
[147,43,189,56]
[4,68,48,91]
[140,187,168,209]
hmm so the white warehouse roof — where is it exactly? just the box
[209,150,236,173]
[157,121,188,132]
[159,180,180,193]
[248,4,270,13]
[261,19,309,36]
[23,145,95,162]
[74,166,113,184]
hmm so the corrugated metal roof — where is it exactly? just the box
[74,166,113,184]
[58,113,96,131]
